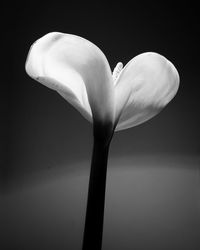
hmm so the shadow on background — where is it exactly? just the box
[1,155,200,250]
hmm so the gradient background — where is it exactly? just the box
[1,2,200,250]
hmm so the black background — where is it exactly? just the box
[1,2,200,250]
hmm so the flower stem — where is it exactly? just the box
[82,122,113,250]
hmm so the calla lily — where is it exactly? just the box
[25,32,179,250]
[25,32,179,132]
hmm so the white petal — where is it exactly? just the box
[25,32,114,124]
[114,52,179,131]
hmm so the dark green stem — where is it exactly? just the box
[82,122,113,250]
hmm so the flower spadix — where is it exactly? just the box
[25,32,179,131]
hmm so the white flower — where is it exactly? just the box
[25,32,179,131]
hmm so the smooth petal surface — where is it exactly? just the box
[25,32,114,123]
[115,52,179,131]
